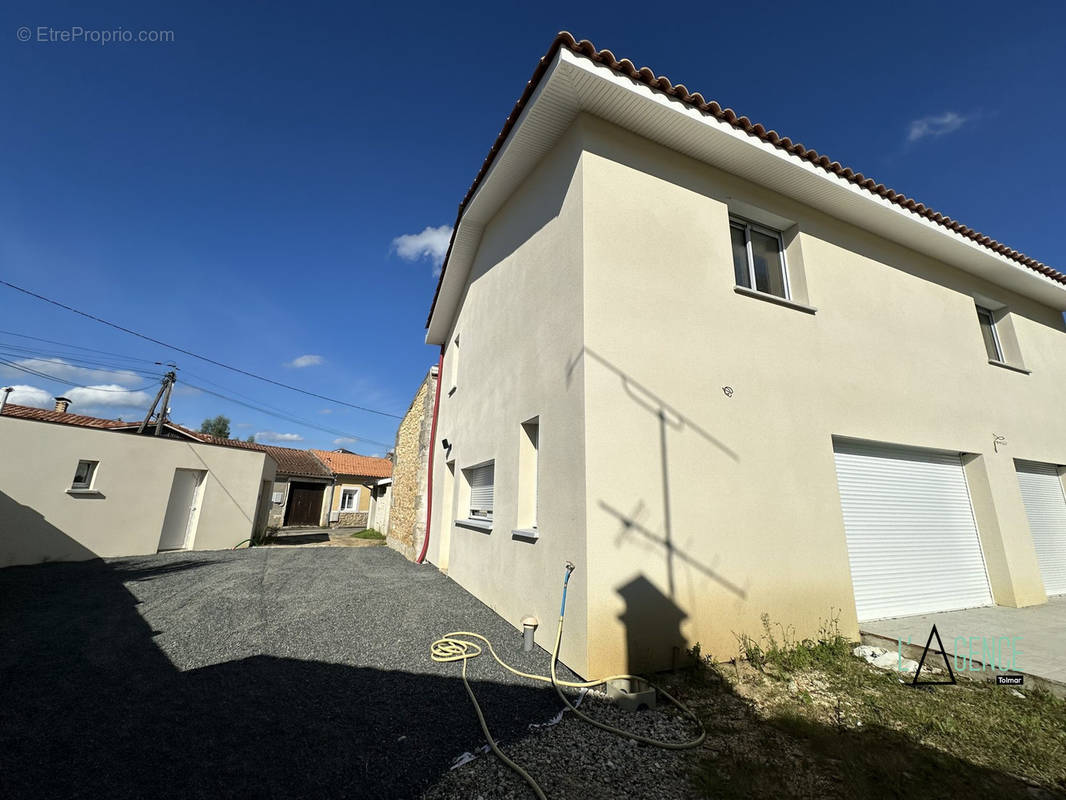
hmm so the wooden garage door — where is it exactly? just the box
[833,441,993,621]
[1016,461,1066,596]
[284,483,324,527]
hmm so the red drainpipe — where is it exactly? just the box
[416,349,444,564]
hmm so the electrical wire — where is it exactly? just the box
[0,358,159,393]
[0,329,164,365]
[0,346,163,379]
[181,380,393,448]
[0,279,403,419]
[0,339,392,448]
[431,564,706,799]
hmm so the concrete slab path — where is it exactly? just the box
[861,596,1066,688]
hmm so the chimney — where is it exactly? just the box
[54,396,71,414]
[0,387,12,414]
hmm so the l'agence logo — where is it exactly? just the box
[899,625,1024,688]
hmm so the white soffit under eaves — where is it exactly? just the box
[427,49,1065,343]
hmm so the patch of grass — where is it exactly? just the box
[685,611,1066,798]
[349,528,385,540]
[735,610,852,677]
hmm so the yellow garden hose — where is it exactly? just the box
[430,562,706,798]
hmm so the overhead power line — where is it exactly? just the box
[0,329,164,365]
[183,381,393,449]
[0,358,158,393]
[0,345,163,378]
[0,279,403,419]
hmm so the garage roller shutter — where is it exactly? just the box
[833,441,993,621]
[1016,461,1066,596]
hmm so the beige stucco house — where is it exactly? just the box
[0,403,275,566]
[419,34,1066,678]
[310,449,393,529]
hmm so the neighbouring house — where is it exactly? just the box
[309,449,393,529]
[418,33,1066,677]
[0,400,276,566]
[194,436,334,528]
[387,365,438,559]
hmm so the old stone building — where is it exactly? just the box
[387,365,438,559]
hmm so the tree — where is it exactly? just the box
[199,415,231,438]
[246,435,255,443]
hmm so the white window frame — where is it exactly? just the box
[71,459,98,490]
[340,487,360,512]
[466,461,494,521]
[729,216,791,300]
[976,305,1004,362]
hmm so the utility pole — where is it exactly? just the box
[137,370,177,435]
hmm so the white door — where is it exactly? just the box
[833,441,993,621]
[159,469,206,551]
[1016,461,1066,596]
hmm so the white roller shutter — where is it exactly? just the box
[468,462,494,516]
[833,441,993,621]
[1016,461,1066,596]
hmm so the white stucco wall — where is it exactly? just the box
[428,123,591,674]
[0,417,275,566]
[577,114,1065,674]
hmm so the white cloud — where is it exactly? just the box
[0,358,147,387]
[3,384,53,408]
[907,112,969,143]
[65,384,153,409]
[255,431,304,443]
[319,408,332,415]
[392,225,452,275]
[285,354,324,368]
[333,437,357,445]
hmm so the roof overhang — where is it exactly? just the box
[427,42,1066,344]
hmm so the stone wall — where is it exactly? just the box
[387,366,437,559]
[337,511,368,529]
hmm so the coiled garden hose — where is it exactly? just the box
[431,561,706,799]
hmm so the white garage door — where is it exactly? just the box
[833,441,993,621]
[1016,461,1066,596]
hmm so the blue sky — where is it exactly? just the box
[2,0,1063,453]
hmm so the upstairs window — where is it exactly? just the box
[729,217,789,299]
[976,306,1004,362]
[466,462,494,521]
[71,460,98,490]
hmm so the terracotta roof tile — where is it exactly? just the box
[0,403,128,429]
[309,449,392,479]
[427,33,1064,325]
[194,434,333,479]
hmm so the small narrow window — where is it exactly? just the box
[976,305,1004,361]
[729,217,789,299]
[517,419,539,531]
[449,334,460,394]
[466,461,494,520]
[71,460,98,490]
[340,488,359,511]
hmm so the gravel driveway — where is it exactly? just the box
[0,547,699,799]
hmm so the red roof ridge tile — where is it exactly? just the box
[426,32,1064,326]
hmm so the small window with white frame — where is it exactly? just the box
[71,460,98,490]
[340,488,360,512]
[465,461,494,521]
[975,305,1004,362]
[729,216,790,299]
